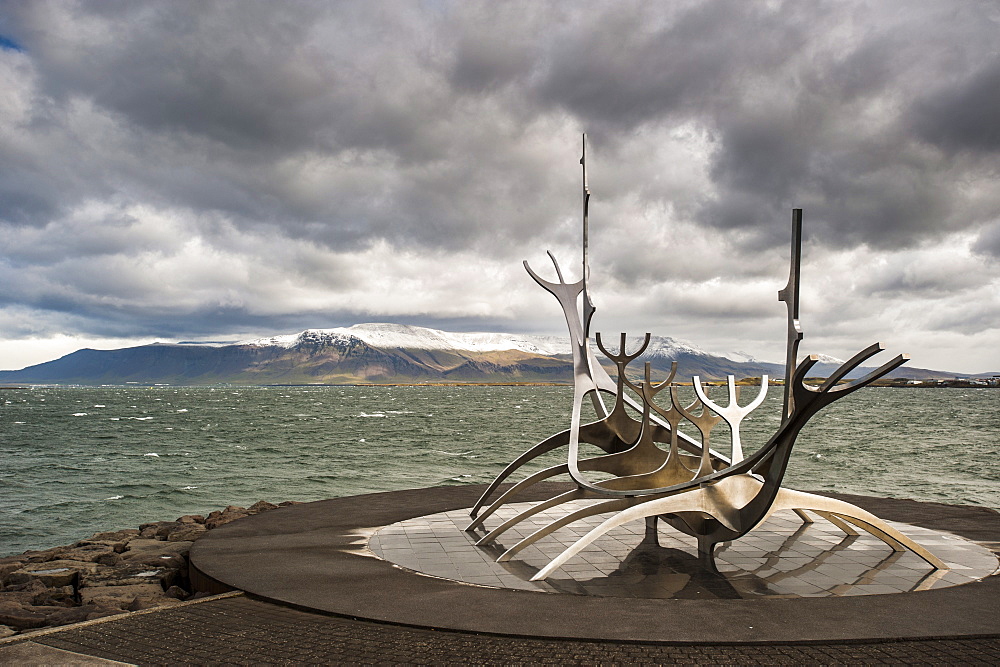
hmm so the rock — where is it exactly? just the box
[43,605,101,627]
[5,560,97,587]
[58,543,117,564]
[205,506,249,530]
[95,552,123,566]
[155,522,185,540]
[125,596,183,612]
[1,581,48,603]
[119,539,192,568]
[82,529,140,543]
[0,587,49,616]
[134,521,183,540]
[0,561,26,582]
[278,500,303,506]
[176,514,205,524]
[74,529,138,554]
[0,600,48,631]
[166,524,206,542]
[16,546,69,564]
[80,583,164,610]
[0,624,15,639]
[247,500,278,514]
[164,585,188,600]
[31,585,77,607]
[81,563,170,588]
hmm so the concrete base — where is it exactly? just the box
[190,483,1000,644]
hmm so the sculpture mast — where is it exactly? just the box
[581,134,596,338]
[778,209,803,419]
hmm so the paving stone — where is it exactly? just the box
[0,595,990,664]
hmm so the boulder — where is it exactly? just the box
[137,521,185,540]
[119,539,192,568]
[247,500,278,514]
[94,552,123,566]
[127,596,183,612]
[31,585,76,607]
[0,561,25,581]
[154,522,184,540]
[81,529,140,543]
[74,529,138,554]
[58,543,117,564]
[205,506,249,530]
[0,625,15,639]
[15,546,69,564]
[1,581,49,604]
[81,563,169,588]
[176,514,205,525]
[166,524,206,542]
[0,600,48,631]
[5,560,97,587]
[80,583,164,610]
[278,500,303,506]
[43,604,104,627]
[164,585,188,600]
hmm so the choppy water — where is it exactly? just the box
[1,385,997,556]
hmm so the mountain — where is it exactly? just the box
[0,323,966,386]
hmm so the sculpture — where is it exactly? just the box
[469,136,948,580]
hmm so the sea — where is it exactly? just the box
[1,385,997,557]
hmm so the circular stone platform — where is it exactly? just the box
[190,483,1000,644]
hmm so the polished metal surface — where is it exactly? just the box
[473,137,947,581]
[778,209,803,419]
[373,501,994,599]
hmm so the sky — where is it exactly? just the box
[0,1,998,374]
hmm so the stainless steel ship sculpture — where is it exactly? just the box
[468,136,947,580]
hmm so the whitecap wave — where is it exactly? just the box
[104,495,124,501]
[144,452,160,457]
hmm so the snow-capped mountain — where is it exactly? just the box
[240,323,569,356]
[0,323,948,385]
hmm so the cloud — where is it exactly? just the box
[911,59,1000,154]
[0,1,997,373]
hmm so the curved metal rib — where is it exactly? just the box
[768,488,948,569]
[671,385,722,478]
[498,497,635,562]
[693,375,768,463]
[476,488,592,546]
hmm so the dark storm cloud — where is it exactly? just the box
[0,0,997,372]
[527,1,999,251]
[911,59,1000,154]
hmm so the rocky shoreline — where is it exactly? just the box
[0,500,299,638]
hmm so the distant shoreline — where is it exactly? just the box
[0,381,996,389]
